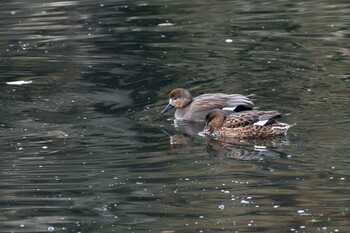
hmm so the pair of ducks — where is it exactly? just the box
[161,88,293,138]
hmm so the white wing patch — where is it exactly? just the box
[222,107,237,111]
[253,120,269,126]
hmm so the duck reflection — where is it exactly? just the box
[163,120,290,160]
[173,120,205,136]
[205,135,289,160]
[161,120,205,148]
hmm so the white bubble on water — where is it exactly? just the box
[241,200,250,204]
[6,80,32,85]
[158,23,174,27]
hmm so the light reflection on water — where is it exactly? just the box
[0,0,350,232]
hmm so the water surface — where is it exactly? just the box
[0,0,349,232]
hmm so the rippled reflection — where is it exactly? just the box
[205,136,290,159]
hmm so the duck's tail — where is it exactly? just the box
[273,122,296,135]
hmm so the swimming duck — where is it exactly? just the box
[202,109,293,138]
[161,88,254,122]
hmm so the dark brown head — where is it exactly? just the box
[202,109,227,134]
[161,88,193,113]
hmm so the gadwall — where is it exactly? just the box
[161,88,254,122]
[202,109,293,138]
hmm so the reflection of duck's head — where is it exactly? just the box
[203,109,294,138]
[161,88,254,122]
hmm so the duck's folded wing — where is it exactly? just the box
[194,93,254,111]
[224,111,282,128]
[253,111,282,126]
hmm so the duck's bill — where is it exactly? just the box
[161,103,174,113]
[201,126,211,135]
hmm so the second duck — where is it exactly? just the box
[202,109,293,138]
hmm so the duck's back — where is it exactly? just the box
[215,122,291,138]
[215,111,291,138]
[223,110,281,128]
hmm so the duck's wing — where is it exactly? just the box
[193,93,254,111]
[179,94,254,122]
[253,111,282,126]
[224,111,282,128]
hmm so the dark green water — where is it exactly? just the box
[0,0,349,232]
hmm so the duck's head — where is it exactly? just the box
[161,88,193,113]
[202,109,227,134]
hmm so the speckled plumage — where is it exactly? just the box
[203,109,293,138]
[161,88,254,122]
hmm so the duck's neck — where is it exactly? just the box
[184,99,193,108]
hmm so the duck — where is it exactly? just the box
[161,88,254,122]
[202,109,293,138]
